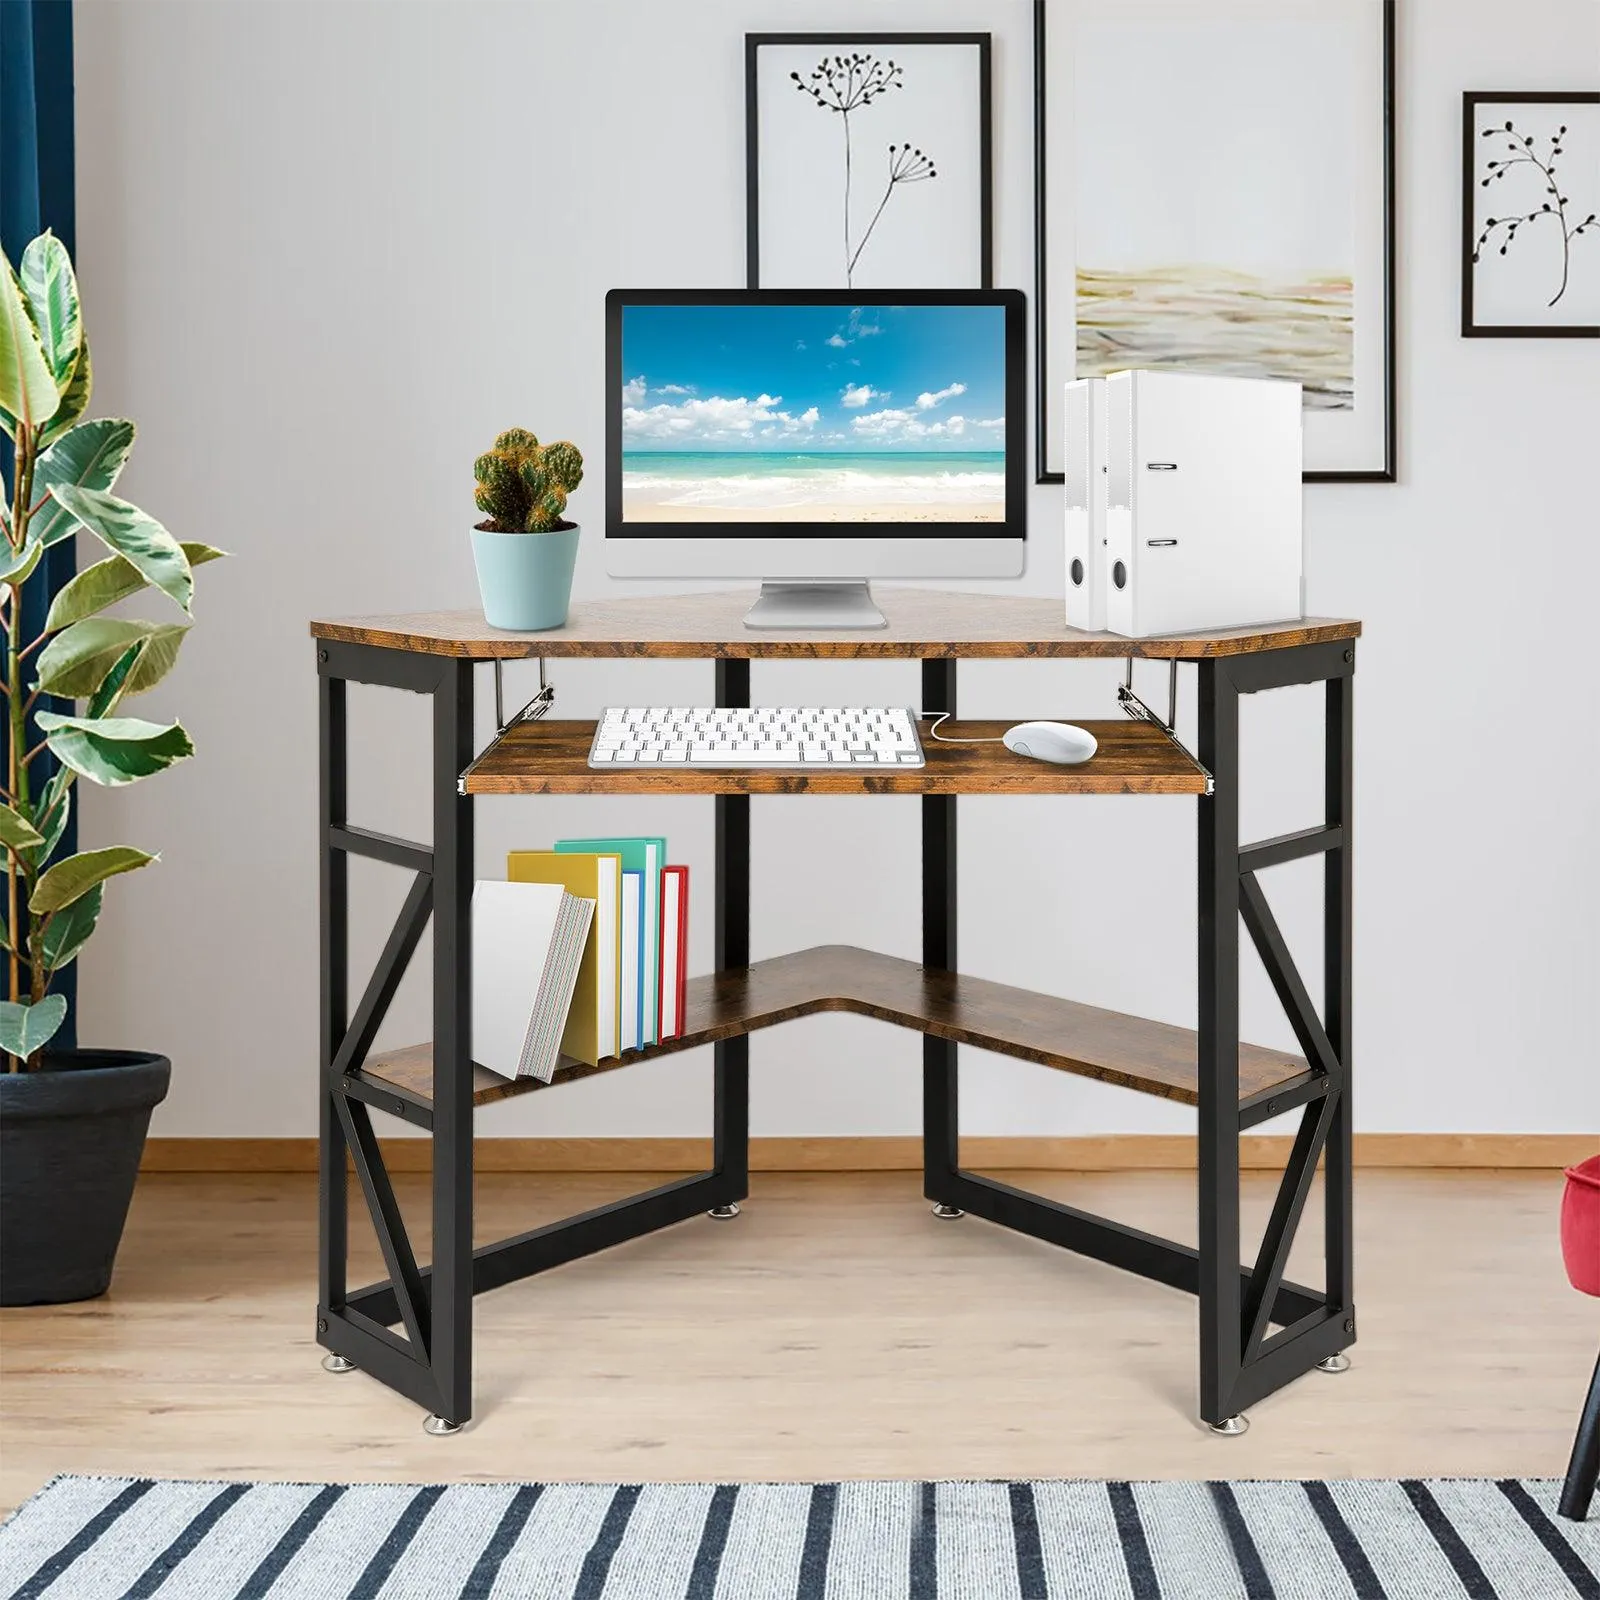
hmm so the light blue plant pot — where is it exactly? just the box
[471,522,580,631]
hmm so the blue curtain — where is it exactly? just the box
[1,0,79,1045]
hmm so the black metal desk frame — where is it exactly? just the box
[315,633,1355,1433]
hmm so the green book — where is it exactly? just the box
[556,837,664,1045]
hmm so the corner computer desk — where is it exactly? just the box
[309,590,1360,1436]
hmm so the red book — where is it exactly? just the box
[658,866,689,1040]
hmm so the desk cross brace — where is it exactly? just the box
[312,634,1354,1431]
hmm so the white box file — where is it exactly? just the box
[1063,377,1109,632]
[1102,371,1303,639]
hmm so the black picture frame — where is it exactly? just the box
[745,33,994,292]
[1032,0,1398,485]
[1461,91,1600,339]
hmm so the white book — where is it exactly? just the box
[471,881,595,1084]
[620,869,642,1052]
[658,866,686,1039]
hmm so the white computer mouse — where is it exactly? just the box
[1002,721,1098,765]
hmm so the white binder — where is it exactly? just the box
[1063,377,1108,632]
[1103,370,1303,639]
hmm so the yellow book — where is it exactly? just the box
[506,850,623,1064]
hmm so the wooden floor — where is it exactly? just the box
[1,1168,1593,1515]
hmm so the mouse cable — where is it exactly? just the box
[923,712,1004,744]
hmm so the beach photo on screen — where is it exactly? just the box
[620,301,1006,522]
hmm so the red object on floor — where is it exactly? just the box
[1562,1154,1600,1296]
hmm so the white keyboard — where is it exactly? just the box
[589,707,926,769]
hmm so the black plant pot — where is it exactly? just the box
[0,1048,170,1306]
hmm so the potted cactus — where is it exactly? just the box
[0,231,225,1303]
[471,428,585,630]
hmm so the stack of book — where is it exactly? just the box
[487,837,689,1079]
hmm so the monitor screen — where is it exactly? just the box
[606,292,1022,541]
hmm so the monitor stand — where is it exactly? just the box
[742,581,888,631]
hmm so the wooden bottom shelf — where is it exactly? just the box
[359,945,1310,1117]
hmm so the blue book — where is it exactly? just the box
[557,837,664,1045]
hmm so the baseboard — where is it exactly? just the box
[139,1133,1596,1174]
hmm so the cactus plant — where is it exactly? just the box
[473,429,584,533]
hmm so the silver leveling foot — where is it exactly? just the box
[931,1203,965,1220]
[1208,1415,1250,1436]
[423,1414,464,1437]
[321,1353,356,1374]
[1317,1353,1352,1373]
[707,1203,741,1220]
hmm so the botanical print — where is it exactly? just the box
[620,302,1006,523]
[752,38,986,292]
[790,53,939,289]
[1473,115,1597,309]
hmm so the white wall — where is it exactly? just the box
[69,0,1599,1141]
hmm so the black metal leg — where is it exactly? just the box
[318,672,348,1319]
[714,659,750,1203]
[429,661,476,1426]
[316,643,741,1426]
[1325,669,1355,1317]
[1197,659,1243,1428]
[921,660,959,1203]
[1560,1351,1600,1521]
[317,642,453,1419]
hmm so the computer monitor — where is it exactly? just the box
[604,288,1026,628]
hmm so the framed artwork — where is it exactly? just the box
[1034,0,1396,484]
[746,33,992,291]
[1462,92,1599,338]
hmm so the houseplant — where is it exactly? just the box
[471,427,584,630]
[0,230,224,1304]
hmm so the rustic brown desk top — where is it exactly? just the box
[311,589,1361,661]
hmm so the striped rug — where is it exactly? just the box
[0,1475,1596,1598]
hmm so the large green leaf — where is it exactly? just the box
[39,333,92,451]
[0,540,43,585]
[97,625,187,699]
[0,995,67,1060]
[46,541,223,632]
[31,418,136,549]
[19,232,81,389]
[30,845,155,913]
[40,883,102,973]
[28,772,73,867]
[0,803,45,851]
[0,258,59,434]
[86,642,142,719]
[38,711,194,786]
[40,485,191,611]
[35,618,190,699]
